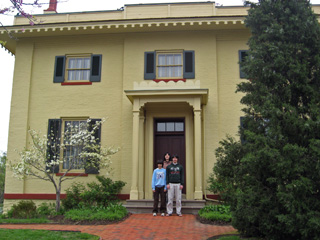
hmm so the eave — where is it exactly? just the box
[0,15,247,55]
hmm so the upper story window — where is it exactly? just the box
[66,56,91,81]
[157,51,183,79]
[144,50,195,80]
[53,54,102,84]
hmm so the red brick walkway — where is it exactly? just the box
[0,214,236,240]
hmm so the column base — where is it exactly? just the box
[138,191,144,199]
[130,189,139,200]
[194,190,203,200]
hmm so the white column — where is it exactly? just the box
[194,107,203,199]
[138,113,145,199]
[130,100,140,200]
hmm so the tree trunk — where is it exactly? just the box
[55,189,61,212]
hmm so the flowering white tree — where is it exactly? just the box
[10,119,119,212]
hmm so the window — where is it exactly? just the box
[157,52,183,78]
[156,121,184,132]
[47,118,101,174]
[66,56,91,81]
[62,120,87,170]
[53,54,102,83]
[144,50,195,80]
[239,50,248,79]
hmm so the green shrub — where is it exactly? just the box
[64,204,128,221]
[199,204,232,222]
[37,202,56,216]
[200,211,231,222]
[62,176,126,210]
[62,182,86,211]
[81,176,126,207]
[7,200,37,219]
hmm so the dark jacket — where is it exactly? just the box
[166,163,184,185]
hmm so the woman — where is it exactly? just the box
[163,152,172,169]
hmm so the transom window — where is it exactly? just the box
[157,51,183,78]
[62,120,87,170]
[66,56,91,81]
[157,121,184,132]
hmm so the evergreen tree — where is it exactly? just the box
[211,1,320,239]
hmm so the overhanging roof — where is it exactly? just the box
[125,88,209,106]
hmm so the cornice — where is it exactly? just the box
[0,15,246,36]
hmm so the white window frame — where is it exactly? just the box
[156,50,183,79]
[65,54,91,82]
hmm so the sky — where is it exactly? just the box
[0,0,320,153]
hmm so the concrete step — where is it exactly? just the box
[124,199,206,214]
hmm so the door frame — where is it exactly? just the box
[144,103,194,200]
[153,118,186,193]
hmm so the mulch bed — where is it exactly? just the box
[196,214,232,226]
[48,213,131,225]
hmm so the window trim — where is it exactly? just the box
[53,54,102,84]
[144,50,195,80]
[64,54,91,83]
[156,50,183,79]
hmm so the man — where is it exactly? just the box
[166,154,184,217]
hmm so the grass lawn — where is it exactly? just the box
[0,229,99,240]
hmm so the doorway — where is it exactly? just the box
[154,118,186,193]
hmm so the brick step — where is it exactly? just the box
[124,199,206,214]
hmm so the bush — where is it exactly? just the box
[62,182,85,211]
[64,204,128,221]
[81,176,126,207]
[199,204,232,223]
[62,176,126,210]
[37,202,56,216]
[7,200,37,219]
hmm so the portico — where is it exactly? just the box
[125,80,208,200]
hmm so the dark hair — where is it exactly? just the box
[163,152,171,161]
[157,160,164,166]
[172,154,179,160]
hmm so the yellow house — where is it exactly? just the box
[6,1,316,212]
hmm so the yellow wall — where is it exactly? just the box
[3,3,251,211]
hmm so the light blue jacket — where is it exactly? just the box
[152,168,167,190]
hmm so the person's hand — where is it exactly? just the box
[180,185,183,190]
[164,189,167,192]
[153,190,155,192]
[167,184,170,189]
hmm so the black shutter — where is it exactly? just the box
[47,119,62,173]
[85,119,101,174]
[90,54,102,82]
[239,50,248,79]
[144,51,156,80]
[183,50,195,79]
[53,56,65,83]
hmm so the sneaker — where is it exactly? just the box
[166,213,172,217]
[153,213,157,216]
[161,213,165,217]
[177,213,183,217]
